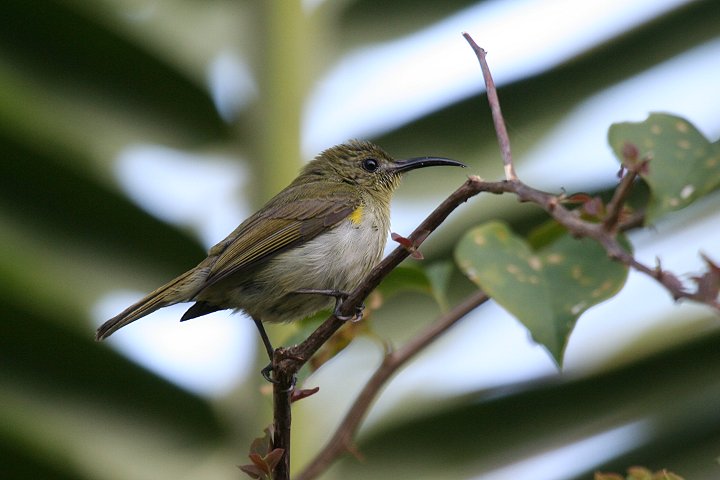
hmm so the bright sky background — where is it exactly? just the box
[302,0,697,155]
[94,5,720,470]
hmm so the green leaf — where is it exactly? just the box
[454,221,629,364]
[526,219,568,250]
[424,261,454,311]
[608,113,720,222]
[378,263,453,310]
[378,265,433,299]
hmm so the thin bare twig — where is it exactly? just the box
[462,32,517,181]
[602,163,643,231]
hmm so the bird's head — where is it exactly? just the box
[300,140,465,196]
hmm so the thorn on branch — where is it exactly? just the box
[652,257,664,279]
[650,258,687,299]
[391,232,424,259]
[692,254,720,305]
[662,271,688,301]
[291,386,320,403]
[563,192,593,205]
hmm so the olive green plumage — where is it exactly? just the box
[96,140,463,341]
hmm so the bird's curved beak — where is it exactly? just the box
[391,156,466,173]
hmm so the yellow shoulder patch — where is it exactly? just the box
[349,205,364,225]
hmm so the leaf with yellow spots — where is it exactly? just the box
[608,113,720,222]
[455,221,629,364]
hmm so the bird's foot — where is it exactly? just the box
[293,289,364,321]
[261,363,276,383]
[260,363,296,392]
[335,301,365,322]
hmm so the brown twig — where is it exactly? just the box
[296,290,489,480]
[271,361,294,478]
[462,32,517,181]
[602,164,642,231]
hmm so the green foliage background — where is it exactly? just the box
[2,1,720,479]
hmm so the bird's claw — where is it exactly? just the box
[261,363,296,392]
[333,301,364,322]
[261,363,276,383]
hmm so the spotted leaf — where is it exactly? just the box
[608,113,720,222]
[455,221,629,364]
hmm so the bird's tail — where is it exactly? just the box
[95,268,201,340]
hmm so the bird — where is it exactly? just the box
[96,140,464,369]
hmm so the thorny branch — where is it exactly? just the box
[267,32,720,480]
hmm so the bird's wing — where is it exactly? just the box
[202,185,359,287]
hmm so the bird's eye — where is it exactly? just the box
[362,158,379,172]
